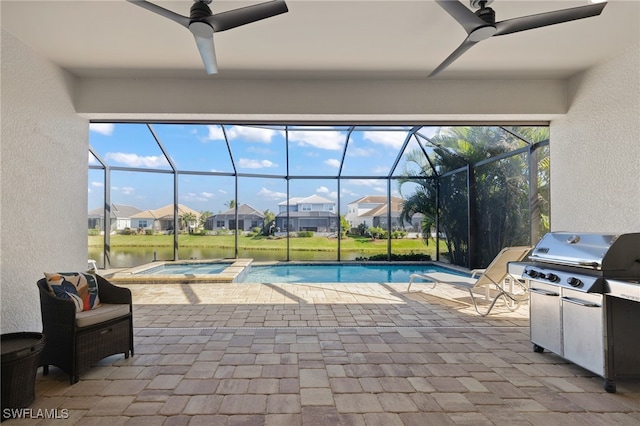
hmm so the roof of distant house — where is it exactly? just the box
[278,194,335,206]
[276,211,338,218]
[355,196,404,217]
[131,204,200,219]
[88,203,143,218]
[213,204,264,218]
[349,195,403,205]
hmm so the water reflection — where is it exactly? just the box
[88,247,362,268]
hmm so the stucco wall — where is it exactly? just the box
[1,30,88,333]
[75,77,566,121]
[550,44,640,233]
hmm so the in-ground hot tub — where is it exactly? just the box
[109,259,253,284]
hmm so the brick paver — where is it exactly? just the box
[24,281,640,424]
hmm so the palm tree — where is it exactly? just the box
[262,209,275,235]
[199,210,213,230]
[339,215,350,237]
[224,200,236,209]
[181,212,197,233]
[399,126,548,268]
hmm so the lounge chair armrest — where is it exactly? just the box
[470,269,486,278]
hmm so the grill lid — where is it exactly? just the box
[529,232,640,275]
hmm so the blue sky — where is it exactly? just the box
[88,123,433,214]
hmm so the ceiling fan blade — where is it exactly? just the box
[126,0,190,28]
[204,0,289,33]
[494,2,607,36]
[428,37,479,78]
[435,0,489,34]
[190,23,218,75]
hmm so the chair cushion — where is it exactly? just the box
[75,303,130,328]
[44,272,101,312]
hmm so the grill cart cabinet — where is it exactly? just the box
[522,232,640,393]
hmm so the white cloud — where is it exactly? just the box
[238,158,277,169]
[348,179,386,193]
[363,131,407,149]
[207,125,225,140]
[258,187,287,200]
[91,182,104,188]
[227,126,278,143]
[88,153,99,165]
[182,191,216,202]
[218,189,227,194]
[289,130,344,150]
[89,123,115,136]
[341,188,359,197]
[316,187,337,199]
[110,186,139,198]
[105,152,167,167]
[324,158,341,168]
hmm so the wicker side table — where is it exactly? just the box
[1,332,45,420]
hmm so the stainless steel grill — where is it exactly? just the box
[519,232,640,393]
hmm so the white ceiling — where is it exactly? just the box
[2,0,638,80]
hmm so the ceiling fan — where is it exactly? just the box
[429,0,607,77]
[127,0,288,74]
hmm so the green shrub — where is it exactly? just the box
[252,227,262,235]
[355,252,432,261]
[145,228,154,235]
[391,230,407,239]
[298,231,314,238]
[122,227,134,235]
[368,226,387,239]
[88,228,100,236]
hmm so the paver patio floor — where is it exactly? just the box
[17,281,640,425]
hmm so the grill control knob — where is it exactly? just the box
[567,277,582,288]
[546,273,559,283]
[526,270,540,278]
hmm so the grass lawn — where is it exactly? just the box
[89,234,437,256]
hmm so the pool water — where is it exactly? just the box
[137,263,228,275]
[241,264,469,283]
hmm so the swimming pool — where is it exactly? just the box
[110,260,469,285]
[241,263,469,283]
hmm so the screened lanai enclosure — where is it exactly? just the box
[88,124,549,270]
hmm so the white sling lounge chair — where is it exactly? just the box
[408,246,532,316]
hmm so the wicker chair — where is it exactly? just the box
[36,275,134,384]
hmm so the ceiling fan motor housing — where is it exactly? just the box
[190,1,213,20]
[475,6,496,25]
